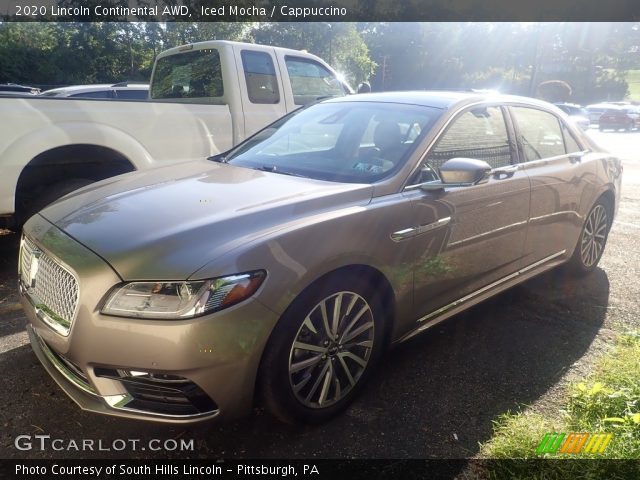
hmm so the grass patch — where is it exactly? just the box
[481,412,560,459]
[627,70,640,100]
[477,333,640,478]
[566,332,640,458]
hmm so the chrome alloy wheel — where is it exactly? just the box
[288,291,375,409]
[580,204,608,268]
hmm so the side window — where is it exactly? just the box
[511,107,566,161]
[71,90,112,98]
[284,56,345,106]
[151,48,224,103]
[115,89,148,100]
[426,106,512,172]
[562,123,582,154]
[241,50,280,104]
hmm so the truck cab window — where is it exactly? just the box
[284,56,345,106]
[151,49,224,103]
[241,50,280,104]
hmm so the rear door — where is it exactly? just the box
[508,105,594,265]
[232,45,288,139]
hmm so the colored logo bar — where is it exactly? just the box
[537,433,613,455]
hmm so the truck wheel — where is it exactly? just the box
[259,274,385,424]
[20,178,94,225]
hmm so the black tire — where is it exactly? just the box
[258,273,386,424]
[567,199,612,276]
[20,178,94,225]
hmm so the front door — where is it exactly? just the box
[405,105,531,321]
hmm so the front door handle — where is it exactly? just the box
[491,164,519,179]
[569,151,587,164]
[391,217,451,242]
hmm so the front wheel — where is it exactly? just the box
[567,200,611,275]
[259,275,385,424]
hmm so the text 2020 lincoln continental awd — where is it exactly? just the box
[19,92,622,424]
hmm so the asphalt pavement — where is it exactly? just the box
[0,129,638,460]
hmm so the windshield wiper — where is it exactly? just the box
[253,165,308,178]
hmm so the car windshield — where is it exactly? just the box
[225,102,442,183]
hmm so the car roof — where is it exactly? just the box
[0,83,40,93]
[586,103,620,109]
[324,90,554,110]
[158,40,312,59]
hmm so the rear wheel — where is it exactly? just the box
[567,200,611,275]
[259,275,385,424]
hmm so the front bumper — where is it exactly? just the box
[599,121,632,129]
[26,324,221,423]
[21,215,280,423]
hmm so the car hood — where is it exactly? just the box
[40,160,373,280]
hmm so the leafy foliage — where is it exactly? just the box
[0,22,638,102]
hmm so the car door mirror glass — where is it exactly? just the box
[418,158,491,191]
[439,157,492,184]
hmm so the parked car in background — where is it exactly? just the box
[40,82,149,99]
[554,103,590,130]
[598,106,640,131]
[0,83,40,95]
[20,91,622,425]
[585,102,620,125]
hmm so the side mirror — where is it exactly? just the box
[440,158,492,184]
[207,152,227,163]
[357,82,371,94]
[419,157,491,191]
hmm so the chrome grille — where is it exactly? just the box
[20,236,79,336]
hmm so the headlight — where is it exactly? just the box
[101,271,266,319]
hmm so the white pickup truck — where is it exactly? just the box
[0,40,349,227]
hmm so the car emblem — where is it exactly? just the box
[28,248,42,288]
